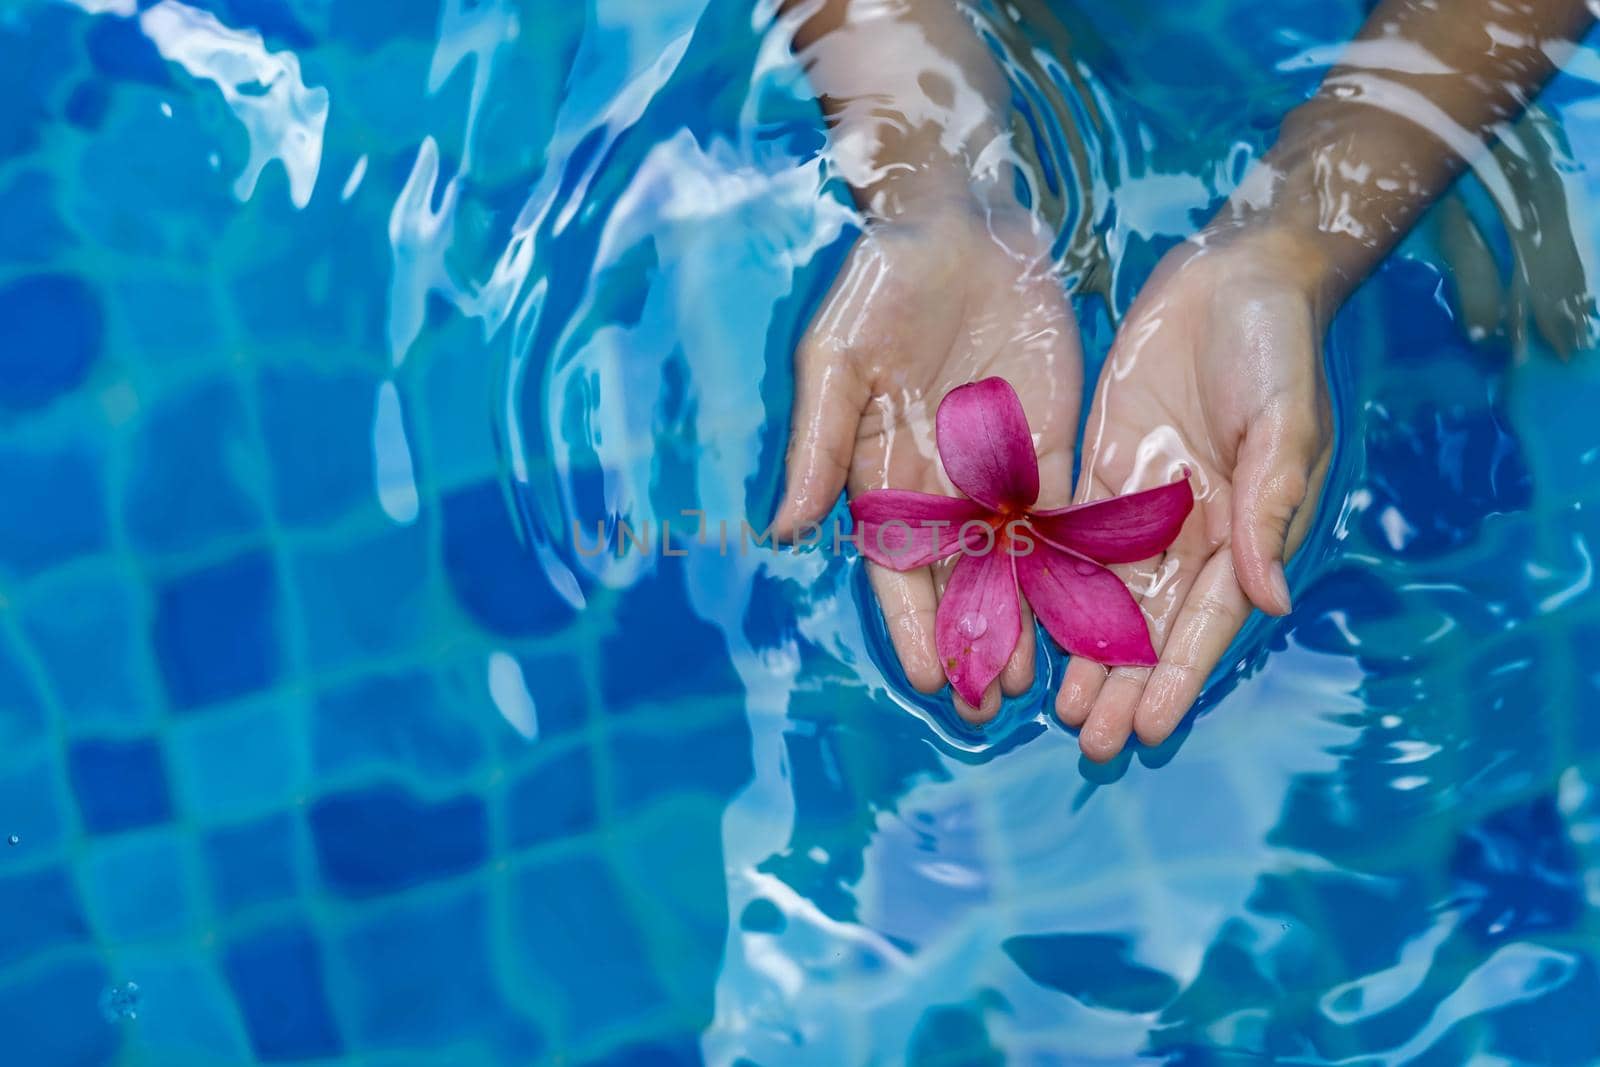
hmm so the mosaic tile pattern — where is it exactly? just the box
[2,0,1600,1064]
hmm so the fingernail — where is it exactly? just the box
[1270,565,1292,614]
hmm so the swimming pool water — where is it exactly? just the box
[3,0,1600,1063]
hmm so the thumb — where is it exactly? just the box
[1231,405,1319,616]
[771,338,868,539]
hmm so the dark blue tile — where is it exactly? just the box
[0,440,107,575]
[153,551,281,711]
[223,921,344,1061]
[1003,932,1179,1013]
[313,671,485,782]
[204,814,302,916]
[1452,795,1584,942]
[0,954,117,1066]
[85,14,172,87]
[67,736,172,835]
[0,273,101,411]
[505,747,596,850]
[309,783,487,897]
[334,886,538,1054]
[292,521,429,668]
[509,852,668,1042]
[20,572,150,727]
[257,366,383,527]
[607,714,752,813]
[210,0,315,47]
[600,564,741,710]
[81,830,197,940]
[441,482,576,637]
[0,752,67,870]
[64,80,109,130]
[581,1036,702,1067]
[124,382,264,555]
[0,866,88,969]
[503,652,589,741]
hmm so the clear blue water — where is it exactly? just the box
[3,0,1600,1063]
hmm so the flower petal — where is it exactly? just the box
[1014,539,1156,666]
[935,549,1023,708]
[1030,477,1193,564]
[850,490,991,570]
[935,378,1040,512]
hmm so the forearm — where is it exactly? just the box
[1219,0,1594,310]
[781,0,1013,218]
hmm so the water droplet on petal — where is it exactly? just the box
[1095,639,1108,650]
[957,612,988,640]
[1074,561,1098,576]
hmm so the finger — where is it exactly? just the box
[1231,405,1321,616]
[866,563,944,695]
[772,336,869,537]
[1055,658,1107,727]
[1000,597,1036,697]
[953,679,1003,725]
[1079,665,1152,763]
[1133,550,1253,747]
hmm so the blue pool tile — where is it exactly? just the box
[124,382,265,555]
[328,0,440,50]
[0,170,73,264]
[501,652,589,743]
[20,571,152,728]
[505,747,597,850]
[599,564,741,711]
[64,79,109,131]
[0,752,67,869]
[0,273,103,411]
[0,954,117,1066]
[203,813,302,917]
[292,520,430,669]
[607,714,753,813]
[117,274,222,362]
[170,702,303,823]
[0,439,108,576]
[0,866,89,969]
[223,921,344,1062]
[153,551,282,711]
[313,670,484,782]
[0,636,47,749]
[508,851,668,1042]
[309,783,487,897]
[115,952,254,1065]
[67,736,172,835]
[257,365,384,527]
[81,830,197,941]
[332,885,539,1055]
[1451,796,1584,942]
[85,13,172,87]
[441,481,576,637]
[581,1036,702,1067]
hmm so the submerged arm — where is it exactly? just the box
[778,0,1012,218]
[1227,0,1596,310]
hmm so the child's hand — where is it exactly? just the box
[1058,228,1333,761]
[774,195,1084,722]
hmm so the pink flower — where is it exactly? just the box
[849,378,1194,707]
